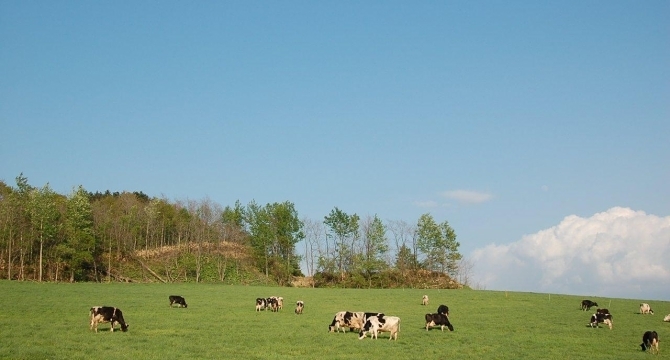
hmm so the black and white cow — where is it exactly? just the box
[640,331,659,354]
[295,301,304,315]
[169,295,187,308]
[581,300,598,311]
[267,297,279,312]
[640,303,654,315]
[89,306,129,333]
[255,298,267,311]
[358,315,400,340]
[437,304,450,316]
[425,313,454,332]
[589,312,613,330]
[328,311,384,333]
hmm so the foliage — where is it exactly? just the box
[323,207,360,276]
[416,213,461,276]
[0,175,465,288]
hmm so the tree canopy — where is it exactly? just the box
[0,174,464,288]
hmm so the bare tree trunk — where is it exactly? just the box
[7,227,12,280]
[38,221,43,282]
[19,243,24,281]
[108,237,112,283]
[135,256,167,283]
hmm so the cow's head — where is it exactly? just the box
[121,323,129,332]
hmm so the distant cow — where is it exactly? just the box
[581,300,598,311]
[169,295,187,308]
[664,314,670,322]
[437,304,450,316]
[589,312,613,330]
[425,313,454,332]
[358,315,400,340]
[640,303,654,315]
[89,306,129,333]
[422,295,429,306]
[295,301,304,315]
[267,297,279,312]
[255,298,267,311]
[640,331,659,354]
[329,311,384,333]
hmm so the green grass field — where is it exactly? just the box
[0,281,667,359]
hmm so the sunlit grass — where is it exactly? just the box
[0,281,667,359]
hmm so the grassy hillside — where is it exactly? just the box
[0,281,667,359]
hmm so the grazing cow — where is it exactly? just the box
[295,301,304,315]
[329,312,384,333]
[640,303,654,315]
[329,311,349,333]
[169,295,187,308]
[255,298,267,311]
[589,312,613,330]
[664,314,670,322]
[640,331,659,354]
[358,315,400,340]
[422,295,429,306]
[581,300,598,311]
[267,297,279,312]
[437,304,450,316]
[425,313,454,332]
[89,306,129,333]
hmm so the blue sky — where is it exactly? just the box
[2,1,668,299]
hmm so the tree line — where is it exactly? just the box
[0,174,466,287]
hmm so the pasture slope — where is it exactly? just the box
[0,281,667,359]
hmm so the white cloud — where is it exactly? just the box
[441,190,493,204]
[471,207,670,300]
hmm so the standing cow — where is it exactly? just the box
[581,300,598,311]
[89,306,129,332]
[295,301,304,315]
[329,311,384,333]
[358,315,400,341]
[589,312,613,330]
[422,295,429,306]
[255,298,267,311]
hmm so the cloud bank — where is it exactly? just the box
[472,207,670,300]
